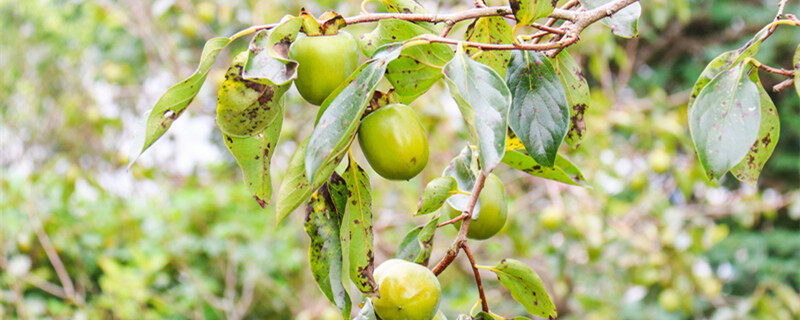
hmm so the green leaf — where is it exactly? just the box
[275,138,345,225]
[688,51,738,113]
[689,63,761,180]
[304,175,351,318]
[554,50,590,148]
[579,0,641,38]
[416,176,458,216]
[242,17,302,86]
[443,146,481,213]
[342,160,377,294]
[222,99,284,208]
[794,45,800,98]
[689,25,774,112]
[352,299,377,320]
[502,149,588,186]
[359,19,453,103]
[131,37,230,163]
[305,43,403,182]
[380,0,429,14]
[510,0,555,28]
[216,52,288,137]
[464,17,513,78]
[379,0,438,32]
[483,259,556,320]
[506,50,569,167]
[395,215,439,266]
[730,72,779,186]
[472,312,494,320]
[733,24,772,65]
[443,45,512,174]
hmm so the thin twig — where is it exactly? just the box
[234,267,257,319]
[23,274,68,299]
[463,244,489,313]
[534,0,580,43]
[548,0,641,57]
[756,63,795,77]
[416,33,579,51]
[437,213,469,228]
[26,205,79,304]
[432,172,487,275]
[773,78,795,92]
[440,21,456,37]
[342,6,577,26]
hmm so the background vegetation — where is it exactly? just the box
[1,0,799,319]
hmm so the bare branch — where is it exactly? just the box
[463,244,489,313]
[432,172,487,275]
[415,33,578,51]
[25,205,81,304]
[437,213,469,228]
[773,78,795,92]
[755,63,795,77]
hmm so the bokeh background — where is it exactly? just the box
[2,0,799,319]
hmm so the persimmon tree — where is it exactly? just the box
[130,0,799,319]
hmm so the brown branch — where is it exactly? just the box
[547,0,640,57]
[342,6,577,26]
[416,33,579,51]
[440,21,456,37]
[237,0,639,54]
[773,78,795,92]
[534,0,580,43]
[26,206,81,304]
[463,244,489,313]
[432,172,487,275]
[23,274,68,299]
[437,213,468,228]
[755,63,795,77]
[776,0,789,21]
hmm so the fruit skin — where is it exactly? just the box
[540,205,564,230]
[373,259,441,320]
[289,31,358,105]
[358,104,429,180]
[444,174,507,240]
[648,147,672,173]
[658,288,681,312]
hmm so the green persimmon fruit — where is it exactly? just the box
[289,31,358,105]
[445,174,507,240]
[373,259,442,320]
[216,52,283,137]
[358,104,429,180]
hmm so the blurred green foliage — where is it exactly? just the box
[1,0,799,319]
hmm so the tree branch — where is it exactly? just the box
[415,33,579,51]
[756,63,795,77]
[437,213,469,228]
[26,205,81,305]
[463,244,489,313]
[343,6,577,26]
[240,0,641,52]
[432,172,487,275]
[773,78,795,92]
